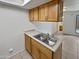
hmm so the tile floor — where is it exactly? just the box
[62,35,79,59]
[9,50,32,59]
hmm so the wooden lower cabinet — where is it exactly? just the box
[40,52,49,59]
[32,46,51,59]
[31,39,52,59]
[25,34,62,59]
[32,45,40,59]
[25,34,31,53]
[53,44,62,59]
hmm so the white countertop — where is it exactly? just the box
[24,29,63,52]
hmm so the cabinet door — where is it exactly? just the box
[58,0,63,21]
[32,39,52,59]
[25,34,31,53]
[40,53,49,59]
[44,4,49,21]
[32,45,40,59]
[33,8,39,21]
[48,2,58,22]
[39,4,48,21]
[40,48,52,59]
[29,9,34,21]
[39,5,45,21]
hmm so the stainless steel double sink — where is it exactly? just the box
[33,33,57,47]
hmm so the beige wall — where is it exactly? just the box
[0,4,35,57]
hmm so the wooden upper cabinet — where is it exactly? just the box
[33,8,39,21]
[39,5,45,21]
[29,0,63,22]
[44,4,49,20]
[58,0,63,21]
[48,2,58,22]
[29,9,34,21]
[29,8,39,21]
[39,4,48,21]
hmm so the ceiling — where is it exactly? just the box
[0,0,23,6]
[24,0,51,9]
[0,0,79,11]
[64,0,79,11]
[0,0,51,9]
[0,0,31,6]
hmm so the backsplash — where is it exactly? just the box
[32,22,58,35]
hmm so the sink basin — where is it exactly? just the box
[48,40,55,46]
[33,33,57,46]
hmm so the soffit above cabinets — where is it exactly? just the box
[0,0,29,6]
[0,0,51,9]
[64,0,79,11]
[24,0,51,9]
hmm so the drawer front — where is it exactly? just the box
[31,39,52,59]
